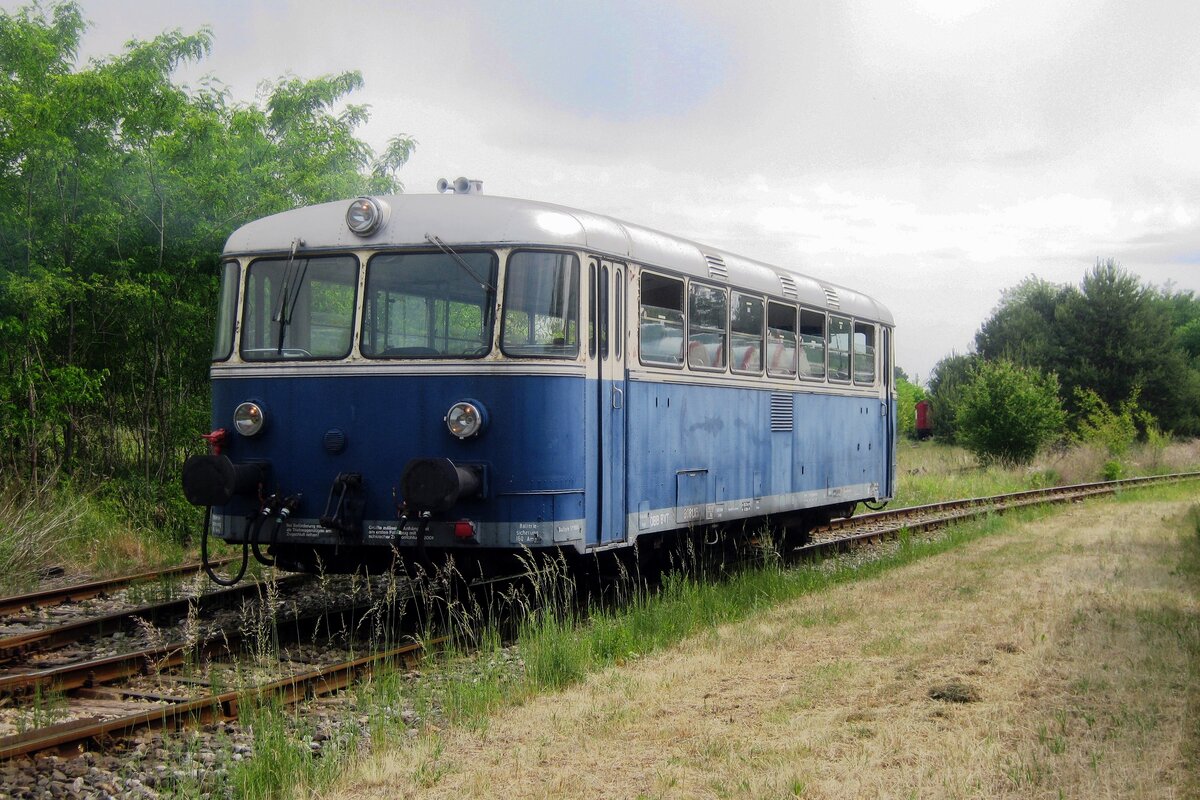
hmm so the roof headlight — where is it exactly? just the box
[445,400,486,439]
[233,402,266,437]
[346,196,388,236]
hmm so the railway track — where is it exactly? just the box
[795,471,1200,559]
[0,558,237,618]
[0,471,1195,772]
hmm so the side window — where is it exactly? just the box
[588,261,597,358]
[213,260,239,361]
[639,272,684,366]
[500,251,580,358]
[828,315,852,381]
[614,268,623,359]
[799,308,826,380]
[766,301,797,378]
[730,293,764,375]
[688,283,728,371]
[854,321,876,384]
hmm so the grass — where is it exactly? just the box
[0,481,189,595]
[156,462,1200,798]
[8,439,1200,797]
[891,436,1200,508]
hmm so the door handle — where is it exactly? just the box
[612,386,624,409]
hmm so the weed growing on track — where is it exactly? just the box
[164,484,1200,799]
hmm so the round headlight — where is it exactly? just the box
[445,400,486,439]
[233,402,266,437]
[346,196,387,236]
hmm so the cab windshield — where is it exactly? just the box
[241,255,358,361]
[361,250,498,358]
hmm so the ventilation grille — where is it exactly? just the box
[704,254,729,281]
[821,285,840,309]
[770,393,794,432]
[778,274,798,300]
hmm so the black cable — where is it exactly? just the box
[202,506,249,586]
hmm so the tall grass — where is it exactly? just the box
[892,438,1200,508]
[0,482,189,593]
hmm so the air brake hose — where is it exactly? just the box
[251,511,277,567]
[202,506,250,586]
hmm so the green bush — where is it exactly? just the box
[896,376,926,439]
[956,359,1066,466]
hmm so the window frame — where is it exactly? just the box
[799,306,827,382]
[853,320,877,386]
[766,300,798,379]
[730,291,765,376]
[637,270,686,369]
[827,314,853,383]
[240,253,360,362]
[359,248,499,360]
[213,259,240,362]
[499,249,581,360]
[687,280,729,373]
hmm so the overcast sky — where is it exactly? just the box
[21,0,1200,381]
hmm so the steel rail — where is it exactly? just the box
[795,471,1200,560]
[0,637,444,761]
[0,597,391,699]
[818,472,1200,535]
[0,559,238,618]
[0,574,310,662]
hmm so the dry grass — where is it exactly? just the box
[328,494,1199,799]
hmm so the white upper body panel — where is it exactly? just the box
[223,193,893,325]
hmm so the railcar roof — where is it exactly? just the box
[223,193,893,324]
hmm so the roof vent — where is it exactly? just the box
[778,274,799,300]
[437,177,483,194]
[704,254,728,281]
[821,285,840,309]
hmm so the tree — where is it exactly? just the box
[0,2,416,521]
[975,275,1073,368]
[970,260,1200,437]
[956,359,1066,466]
[926,352,979,442]
[895,375,925,440]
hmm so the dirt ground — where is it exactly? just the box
[328,496,1199,799]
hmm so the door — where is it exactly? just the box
[882,326,896,498]
[590,259,628,544]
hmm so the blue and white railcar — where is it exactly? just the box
[182,187,895,576]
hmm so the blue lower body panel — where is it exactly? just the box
[205,370,893,568]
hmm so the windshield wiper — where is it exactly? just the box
[272,238,306,355]
[424,234,496,293]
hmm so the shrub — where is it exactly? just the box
[956,359,1066,466]
[896,376,926,439]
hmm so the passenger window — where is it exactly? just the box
[614,269,623,359]
[500,251,580,358]
[766,302,798,378]
[588,262,597,358]
[639,273,685,366]
[730,293,764,374]
[799,308,826,380]
[688,283,728,371]
[828,315,852,381]
[854,321,876,384]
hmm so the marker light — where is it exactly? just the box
[445,400,486,439]
[346,196,387,236]
[233,402,266,437]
